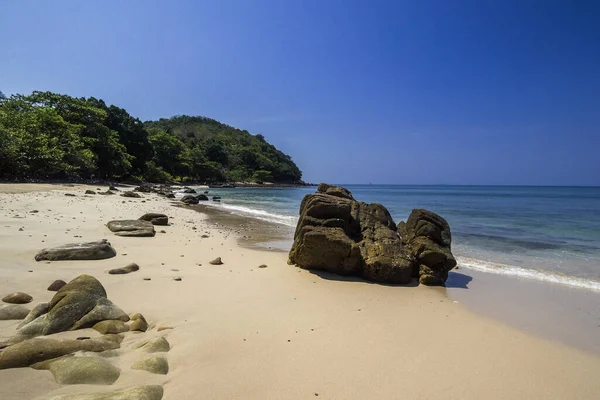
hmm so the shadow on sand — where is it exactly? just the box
[444,271,473,289]
[305,268,420,288]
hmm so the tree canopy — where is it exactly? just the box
[0,91,303,183]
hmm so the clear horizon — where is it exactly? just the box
[2,1,599,186]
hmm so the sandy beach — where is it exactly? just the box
[1,184,599,400]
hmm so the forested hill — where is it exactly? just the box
[144,116,302,183]
[0,91,302,183]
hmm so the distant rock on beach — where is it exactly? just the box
[288,183,456,285]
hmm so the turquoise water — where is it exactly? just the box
[190,185,600,291]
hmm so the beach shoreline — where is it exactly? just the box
[1,183,599,399]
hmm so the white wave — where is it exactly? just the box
[456,256,600,292]
[209,203,298,227]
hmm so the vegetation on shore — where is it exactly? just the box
[0,91,302,183]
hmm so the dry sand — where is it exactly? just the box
[0,183,599,399]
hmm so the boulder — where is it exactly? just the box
[35,240,117,261]
[131,355,169,375]
[0,335,122,369]
[180,195,199,205]
[403,209,457,285]
[166,193,175,199]
[288,184,456,285]
[93,320,129,334]
[13,275,128,340]
[0,304,30,320]
[109,186,119,191]
[196,194,209,201]
[139,213,168,226]
[182,188,197,194]
[48,280,67,291]
[108,263,140,275]
[121,191,141,198]
[85,190,97,195]
[47,385,164,400]
[32,356,121,385]
[133,337,170,353]
[2,292,33,304]
[107,220,155,237]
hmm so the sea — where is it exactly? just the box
[187,185,600,292]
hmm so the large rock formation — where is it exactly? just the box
[13,275,129,341]
[35,240,117,261]
[288,184,456,285]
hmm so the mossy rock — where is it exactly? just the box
[131,355,169,375]
[32,356,121,385]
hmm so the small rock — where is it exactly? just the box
[209,257,223,265]
[143,278,151,281]
[258,264,268,268]
[108,263,140,275]
[0,304,30,320]
[93,320,129,334]
[131,355,169,375]
[129,313,148,332]
[173,277,182,281]
[47,280,67,291]
[64,193,76,197]
[139,213,168,226]
[32,356,121,384]
[157,326,174,332]
[2,292,33,304]
[134,337,170,353]
[85,190,96,195]
[120,191,141,198]
[30,210,39,213]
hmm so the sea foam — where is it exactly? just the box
[457,256,600,292]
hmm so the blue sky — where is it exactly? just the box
[1,0,599,185]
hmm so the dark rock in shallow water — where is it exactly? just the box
[107,220,155,237]
[121,191,141,198]
[139,213,168,226]
[196,194,209,201]
[48,280,67,291]
[2,292,33,304]
[182,188,197,194]
[35,240,117,261]
[13,275,128,341]
[288,184,456,285]
[108,263,140,275]
[166,193,176,199]
[181,195,199,205]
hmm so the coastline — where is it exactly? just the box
[185,197,600,355]
[1,183,599,399]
